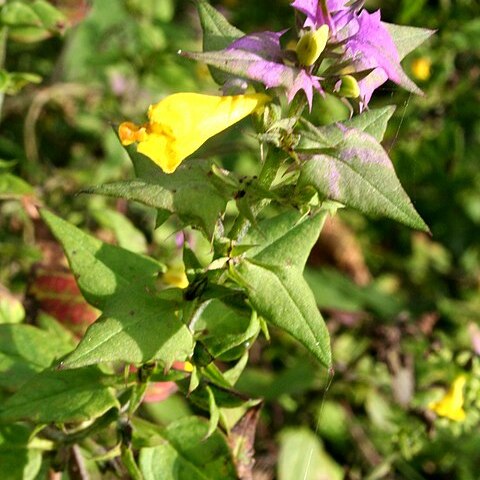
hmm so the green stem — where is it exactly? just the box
[0,26,7,121]
[228,146,283,240]
[41,408,119,446]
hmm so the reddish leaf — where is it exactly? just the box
[228,403,262,480]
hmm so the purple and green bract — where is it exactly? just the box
[292,0,422,106]
[184,30,322,109]
[185,0,422,109]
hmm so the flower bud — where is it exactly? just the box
[296,25,329,67]
[337,75,361,98]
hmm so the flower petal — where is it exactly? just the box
[120,93,270,173]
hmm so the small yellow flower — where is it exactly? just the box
[163,265,189,289]
[296,25,330,67]
[119,92,270,174]
[429,375,467,421]
[411,57,431,82]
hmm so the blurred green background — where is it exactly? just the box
[1,0,480,478]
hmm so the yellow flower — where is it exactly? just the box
[429,375,467,421]
[411,57,431,82]
[163,264,189,289]
[118,92,270,174]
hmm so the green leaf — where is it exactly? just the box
[342,106,396,142]
[30,0,67,32]
[40,211,193,368]
[194,300,259,359]
[0,0,66,43]
[384,22,436,60]
[304,267,404,318]
[0,424,42,480]
[236,212,332,367]
[138,416,237,480]
[298,106,395,150]
[297,128,429,231]
[61,287,194,369]
[278,428,343,480]
[0,324,73,389]
[195,0,244,85]
[84,161,233,238]
[236,361,318,400]
[40,209,162,310]
[0,293,25,324]
[0,173,34,197]
[91,208,147,254]
[196,0,243,51]
[0,70,42,95]
[0,2,42,29]
[0,366,119,423]
[206,386,220,439]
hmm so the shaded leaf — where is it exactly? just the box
[0,424,42,480]
[194,300,260,359]
[84,161,233,238]
[228,404,262,480]
[138,416,237,480]
[278,428,343,480]
[0,324,72,390]
[196,0,244,84]
[0,173,33,197]
[0,366,119,423]
[91,208,147,254]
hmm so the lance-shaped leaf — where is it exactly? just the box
[61,285,194,369]
[196,0,243,84]
[83,161,233,239]
[41,210,194,368]
[41,209,161,310]
[196,0,243,51]
[236,211,331,367]
[297,127,428,231]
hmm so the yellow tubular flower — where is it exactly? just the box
[118,92,270,174]
[428,375,467,422]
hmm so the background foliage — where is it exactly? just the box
[1,0,479,479]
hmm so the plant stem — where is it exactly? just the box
[0,26,7,121]
[228,146,283,240]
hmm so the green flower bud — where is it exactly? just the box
[337,75,361,98]
[296,25,329,67]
